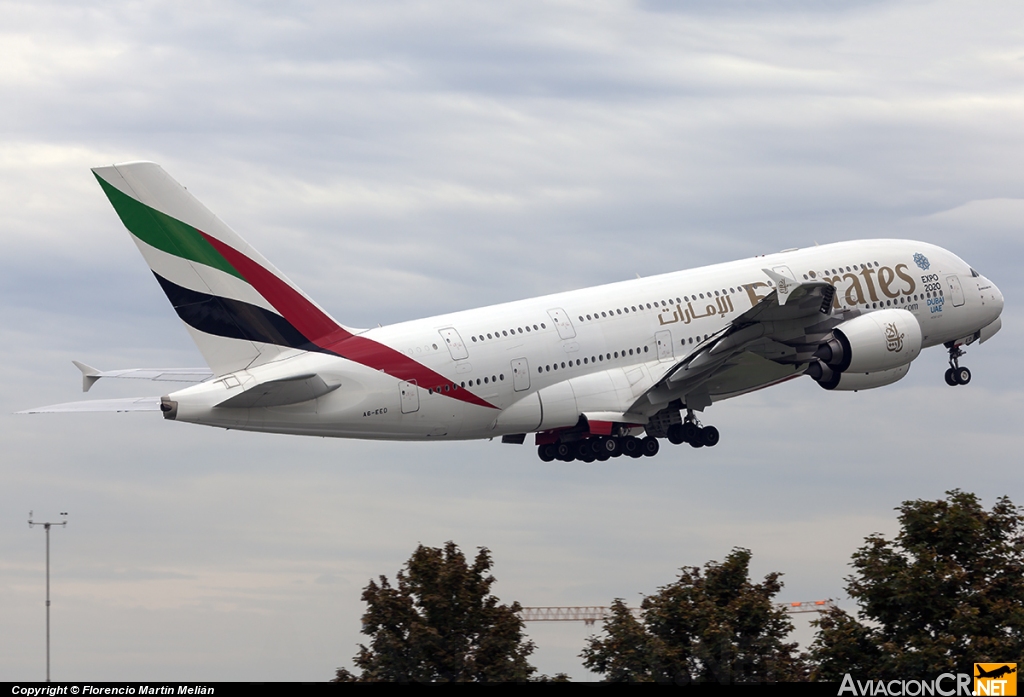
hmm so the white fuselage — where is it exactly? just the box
[165,240,1003,441]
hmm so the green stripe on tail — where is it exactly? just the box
[95,174,244,280]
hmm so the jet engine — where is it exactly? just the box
[808,309,922,389]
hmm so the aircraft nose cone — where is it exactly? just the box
[985,277,1004,320]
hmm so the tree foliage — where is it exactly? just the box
[809,490,1024,680]
[582,548,807,683]
[333,541,537,682]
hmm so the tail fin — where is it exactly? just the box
[92,162,360,375]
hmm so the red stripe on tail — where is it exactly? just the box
[201,232,352,345]
[199,231,497,410]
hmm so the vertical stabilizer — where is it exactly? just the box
[92,162,359,375]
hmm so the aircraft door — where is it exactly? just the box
[946,275,965,307]
[511,358,531,392]
[438,328,469,360]
[547,308,576,340]
[399,380,419,413]
[655,330,675,362]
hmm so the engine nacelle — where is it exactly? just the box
[809,363,911,391]
[814,309,922,374]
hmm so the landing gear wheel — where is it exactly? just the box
[538,444,555,462]
[622,437,642,458]
[955,367,971,385]
[641,436,660,457]
[667,424,685,445]
[689,427,705,448]
[598,437,619,456]
[556,443,574,461]
[700,426,720,447]
[576,441,593,460]
[944,368,957,386]
[681,422,699,444]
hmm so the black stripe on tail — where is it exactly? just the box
[153,272,330,353]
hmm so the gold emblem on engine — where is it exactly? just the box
[885,322,904,352]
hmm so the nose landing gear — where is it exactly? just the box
[944,345,971,386]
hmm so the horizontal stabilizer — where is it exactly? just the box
[73,361,212,392]
[18,396,163,414]
[216,374,339,409]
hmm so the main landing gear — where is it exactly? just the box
[536,435,659,463]
[666,412,719,448]
[536,412,720,462]
[944,344,971,386]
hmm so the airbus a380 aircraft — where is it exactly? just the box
[23,162,1005,462]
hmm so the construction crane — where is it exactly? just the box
[519,600,835,625]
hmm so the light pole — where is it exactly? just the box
[29,510,67,683]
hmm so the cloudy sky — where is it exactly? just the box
[2,0,1023,681]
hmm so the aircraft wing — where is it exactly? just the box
[73,361,213,392]
[634,271,839,412]
[17,396,163,414]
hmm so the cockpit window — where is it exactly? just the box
[970,268,980,277]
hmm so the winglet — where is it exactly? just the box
[73,361,102,392]
[761,268,800,306]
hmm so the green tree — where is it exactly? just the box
[809,490,1024,680]
[582,548,807,683]
[333,541,538,682]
